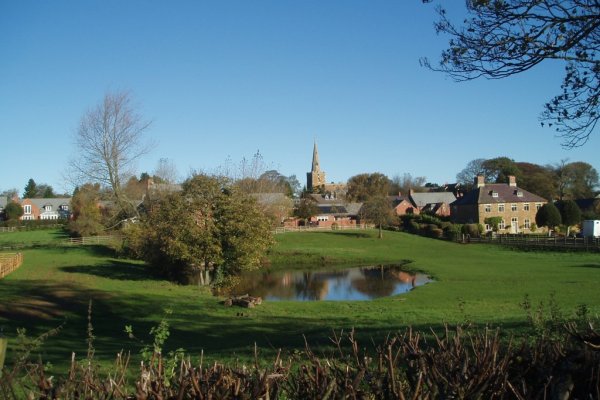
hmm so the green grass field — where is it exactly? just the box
[0,228,599,370]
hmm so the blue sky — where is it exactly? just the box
[1,1,598,195]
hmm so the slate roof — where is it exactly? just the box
[410,192,456,208]
[309,193,343,204]
[452,184,546,206]
[387,195,409,207]
[27,197,71,209]
[315,202,363,217]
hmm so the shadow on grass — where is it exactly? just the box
[318,231,372,239]
[571,263,600,269]
[60,260,161,281]
[79,244,118,257]
[0,276,538,374]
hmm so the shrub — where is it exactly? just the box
[530,223,537,232]
[461,223,481,237]
[420,214,443,226]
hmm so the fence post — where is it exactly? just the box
[0,333,7,375]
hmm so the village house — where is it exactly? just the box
[390,190,456,217]
[0,197,7,219]
[19,198,71,221]
[305,193,363,228]
[451,175,547,233]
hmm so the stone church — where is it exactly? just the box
[306,142,346,195]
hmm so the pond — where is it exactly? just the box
[185,264,432,301]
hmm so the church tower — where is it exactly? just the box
[306,141,326,192]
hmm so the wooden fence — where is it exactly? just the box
[274,224,374,234]
[64,236,120,246]
[461,234,600,251]
[0,235,120,251]
[0,253,23,279]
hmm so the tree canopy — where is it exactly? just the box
[347,173,392,202]
[294,197,320,224]
[423,0,600,147]
[455,157,598,200]
[4,201,23,221]
[535,202,562,230]
[556,199,582,235]
[362,196,395,239]
[129,174,274,279]
[22,179,56,199]
[69,91,153,218]
[68,183,104,237]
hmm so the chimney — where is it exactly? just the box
[508,175,517,187]
[475,175,485,188]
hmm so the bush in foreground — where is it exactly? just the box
[2,321,599,399]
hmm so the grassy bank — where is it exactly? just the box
[0,228,599,371]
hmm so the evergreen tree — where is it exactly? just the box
[23,178,37,198]
[556,200,582,236]
[535,203,562,232]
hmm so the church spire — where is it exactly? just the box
[311,141,320,172]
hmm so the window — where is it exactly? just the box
[523,203,530,211]
[511,217,518,229]
[491,191,499,198]
[498,203,505,212]
[535,203,542,211]
[485,224,491,232]
[511,203,517,212]
[45,205,52,212]
[484,204,491,212]
[24,205,32,214]
[317,216,329,222]
[499,219,505,230]
[524,219,530,229]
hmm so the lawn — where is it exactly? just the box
[0,228,599,371]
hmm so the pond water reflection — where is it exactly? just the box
[213,264,432,301]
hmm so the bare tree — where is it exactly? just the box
[422,0,600,147]
[153,158,179,184]
[391,173,427,195]
[69,91,153,217]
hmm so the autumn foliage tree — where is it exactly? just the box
[128,174,274,279]
[346,173,392,202]
[68,183,104,237]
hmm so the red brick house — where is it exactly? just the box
[19,198,71,221]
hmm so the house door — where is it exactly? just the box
[511,217,518,234]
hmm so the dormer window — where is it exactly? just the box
[515,190,523,197]
[45,205,52,212]
[491,191,498,198]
